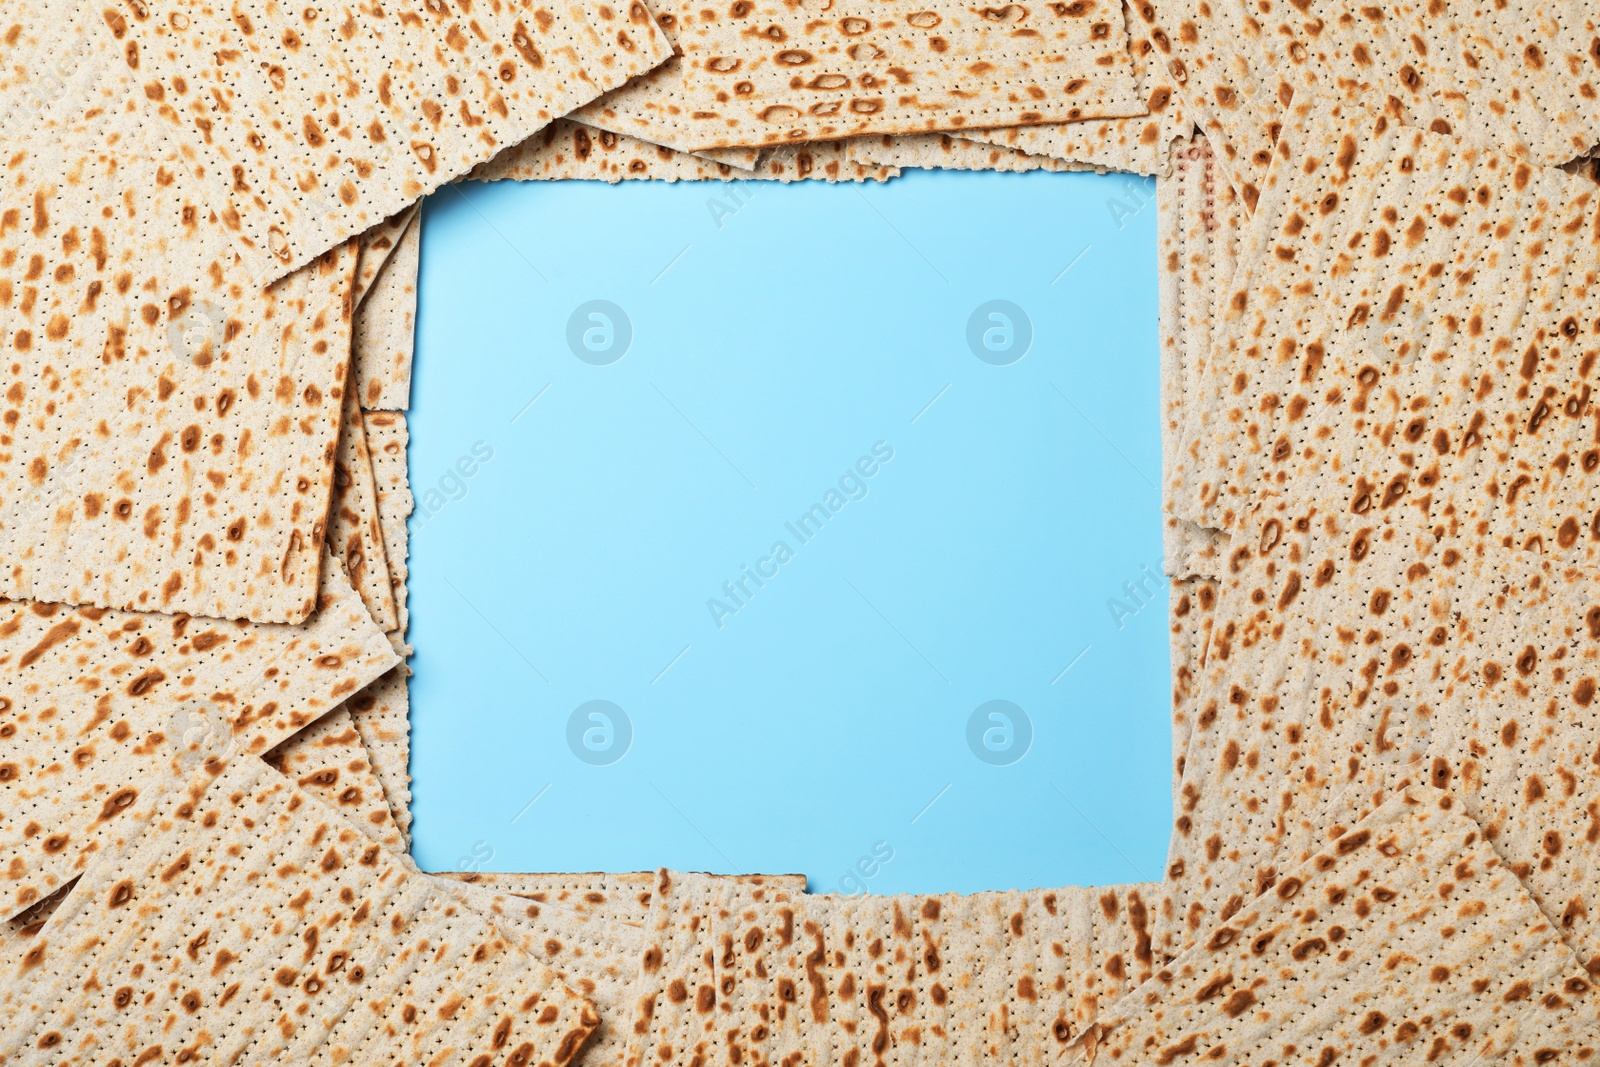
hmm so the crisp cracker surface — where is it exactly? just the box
[473,118,896,182]
[1086,788,1600,1065]
[0,559,395,920]
[623,871,1172,1063]
[574,0,1144,153]
[264,704,407,853]
[352,211,421,411]
[0,8,360,624]
[0,755,599,1066]
[113,0,673,282]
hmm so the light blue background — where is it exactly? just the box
[408,168,1169,895]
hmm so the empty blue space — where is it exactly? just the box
[408,167,1169,895]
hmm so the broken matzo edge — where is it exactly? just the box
[352,204,420,309]
[0,878,75,961]
[470,118,896,181]
[844,132,1096,172]
[440,869,808,926]
[264,703,407,854]
[344,666,413,843]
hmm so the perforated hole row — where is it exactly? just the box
[1186,106,1600,581]
[572,0,1143,155]
[1093,791,1600,1064]
[113,0,668,282]
[0,5,359,624]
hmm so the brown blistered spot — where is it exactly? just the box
[127,669,165,696]
[512,21,543,66]
[1336,828,1371,853]
[99,788,138,821]
[1195,971,1233,1001]
[1291,937,1327,960]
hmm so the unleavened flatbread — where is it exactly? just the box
[573,0,1145,154]
[0,557,396,920]
[112,0,673,282]
[471,119,896,181]
[0,753,600,1066]
[0,6,362,623]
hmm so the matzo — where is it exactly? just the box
[441,869,807,926]
[1178,106,1600,570]
[627,873,1172,1063]
[1157,134,1233,579]
[0,879,74,959]
[0,7,361,624]
[352,204,420,309]
[327,391,398,630]
[1082,787,1600,1065]
[352,209,420,411]
[364,410,413,644]
[1139,0,1600,210]
[264,704,406,853]
[622,869,726,1067]
[572,0,1144,154]
[1157,495,1600,972]
[1419,541,1600,975]
[1167,575,1217,800]
[471,118,896,181]
[440,876,654,1064]
[0,557,396,919]
[0,753,600,1066]
[114,0,673,283]
[345,666,413,842]
[968,0,1192,176]
[845,132,1095,172]
[1159,503,1444,956]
